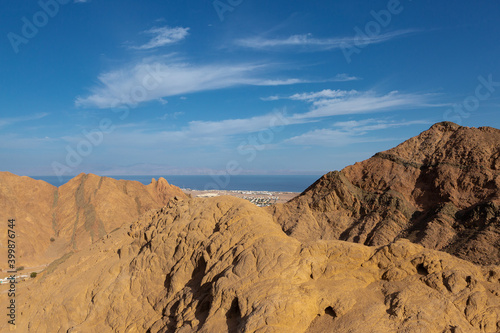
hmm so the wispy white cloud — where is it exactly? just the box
[260,95,280,101]
[253,78,306,86]
[158,112,184,120]
[186,111,301,137]
[263,89,437,118]
[130,26,190,50]
[290,89,357,101]
[157,98,168,105]
[284,128,368,146]
[264,89,358,102]
[333,119,430,131]
[60,109,300,151]
[293,90,435,119]
[285,119,430,147]
[82,92,433,150]
[258,75,358,93]
[75,59,313,108]
[0,112,49,128]
[259,89,437,147]
[235,30,418,51]
[79,88,435,148]
[332,73,360,82]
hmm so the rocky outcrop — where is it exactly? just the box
[269,122,500,265]
[10,196,500,332]
[0,172,186,269]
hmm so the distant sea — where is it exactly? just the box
[32,175,322,193]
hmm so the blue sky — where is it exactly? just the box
[1,0,499,176]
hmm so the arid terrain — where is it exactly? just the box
[0,173,186,270]
[270,122,500,266]
[1,122,499,332]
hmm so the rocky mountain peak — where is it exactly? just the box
[271,123,500,265]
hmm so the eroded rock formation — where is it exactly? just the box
[11,196,500,332]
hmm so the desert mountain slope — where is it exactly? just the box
[269,122,500,265]
[0,172,56,269]
[0,172,186,269]
[11,196,500,332]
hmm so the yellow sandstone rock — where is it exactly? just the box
[7,196,499,332]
